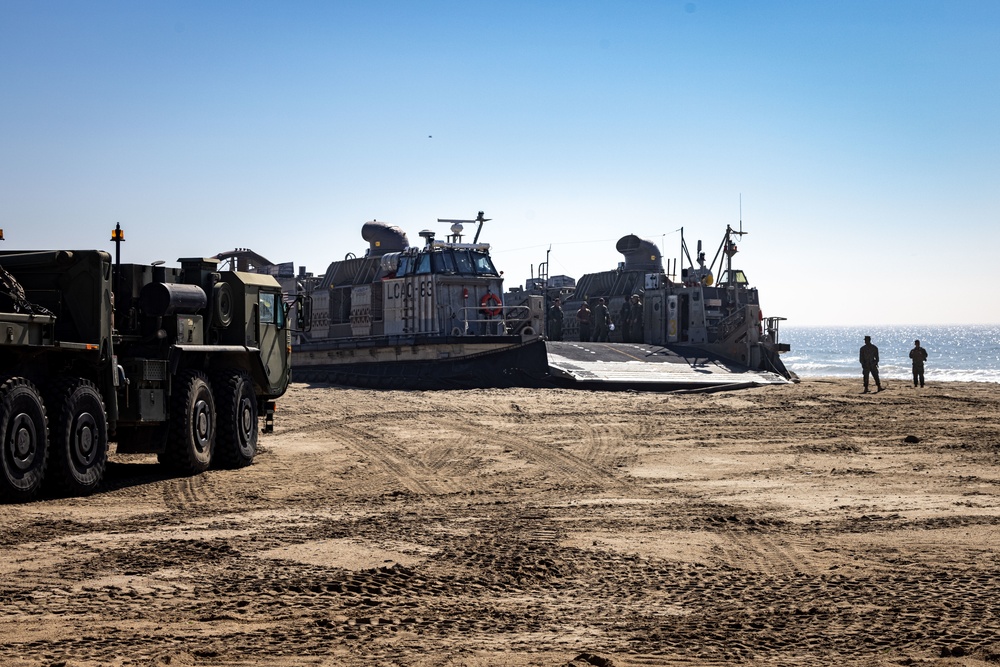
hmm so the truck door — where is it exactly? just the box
[256,290,288,391]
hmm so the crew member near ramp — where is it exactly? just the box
[547,298,564,341]
[576,301,592,342]
[592,298,611,342]
[618,301,630,342]
[909,339,928,388]
[628,294,644,344]
[859,335,882,393]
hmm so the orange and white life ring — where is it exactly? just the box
[480,292,502,317]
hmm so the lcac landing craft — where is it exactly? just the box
[289,212,549,389]
[504,223,794,390]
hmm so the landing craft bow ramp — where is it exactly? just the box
[543,341,792,391]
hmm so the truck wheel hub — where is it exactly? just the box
[12,415,37,469]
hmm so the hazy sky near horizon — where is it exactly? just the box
[2,1,998,326]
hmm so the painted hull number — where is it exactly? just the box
[387,281,432,300]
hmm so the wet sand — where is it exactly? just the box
[2,378,999,666]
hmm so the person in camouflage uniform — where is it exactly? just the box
[628,294,644,344]
[576,301,592,342]
[909,339,928,388]
[592,298,611,342]
[859,335,882,393]
[546,297,564,341]
[618,300,631,342]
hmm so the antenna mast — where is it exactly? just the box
[436,211,491,244]
[739,194,744,235]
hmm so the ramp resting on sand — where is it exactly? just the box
[544,341,790,390]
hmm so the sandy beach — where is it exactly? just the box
[2,377,999,667]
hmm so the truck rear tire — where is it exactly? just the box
[164,370,216,474]
[0,377,49,503]
[213,371,258,469]
[47,378,108,496]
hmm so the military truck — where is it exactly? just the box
[0,233,303,502]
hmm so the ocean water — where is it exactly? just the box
[781,324,1000,384]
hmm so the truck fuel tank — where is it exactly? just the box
[139,282,208,317]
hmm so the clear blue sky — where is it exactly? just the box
[2,1,998,326]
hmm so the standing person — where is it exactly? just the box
[546,297,564,341]
[576,301,592,342]
[909,339,928,387]
[628,294,644,344]
[592,298,611,342]
[859,335,882,393]
[619,300,632,342]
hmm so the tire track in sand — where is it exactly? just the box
[162,474,215,511]
[318,422,458,498]
[483,421,633,491]
[709,520,820,577]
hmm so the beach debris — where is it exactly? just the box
[566,653,615,667]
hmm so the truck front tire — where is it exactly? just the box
[164,371,216,474]
[213,371,258,469]
[0,377,49,503]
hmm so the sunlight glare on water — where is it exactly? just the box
[781,325,1000,383]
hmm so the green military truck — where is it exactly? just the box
[0,242,302,502]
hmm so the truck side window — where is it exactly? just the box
[259,292,276,324]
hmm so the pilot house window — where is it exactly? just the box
[394,249,498,277]
[470,251,498,276]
